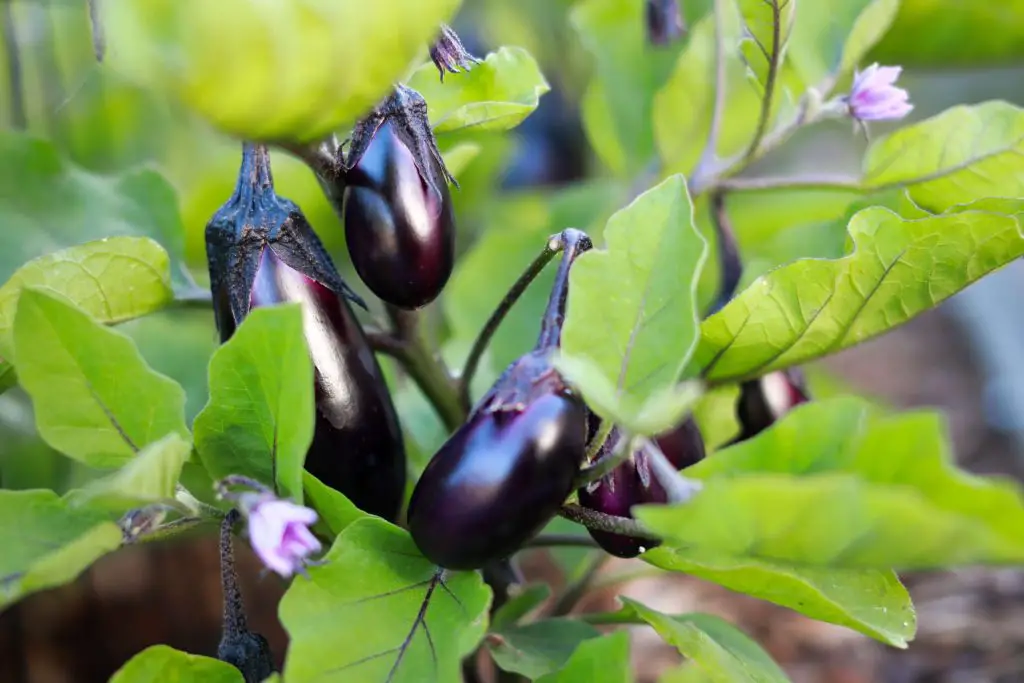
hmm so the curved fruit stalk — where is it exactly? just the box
[205,143,407,522]
[731,367,811,444]
[578,416,706,558]
[408,230,593,570]
[317,85,458,310]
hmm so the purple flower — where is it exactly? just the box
[847,63,913,121]
[429,24,480,82]
[244,495,322,578]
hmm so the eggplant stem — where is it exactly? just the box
[219,510,248,638]
[584,419,615,463]
[546,552,609,618]
[573,430,631,489]
[559,504,661,543]
[457,238,561,411]
[642,439,704,503]
[535,229,594,351]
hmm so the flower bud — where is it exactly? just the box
[241,493,322,578]
[429,24,480,81]
[845,63,913,121]
[408,230,593,569]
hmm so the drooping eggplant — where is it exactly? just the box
[408,230,593,570]
[205,143,406,522]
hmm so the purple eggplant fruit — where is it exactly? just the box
[206,143,406,523]
[315,86,457,310]
[578,417,706,558]
[732,368,811,443]
[646,0,685,46]
[408,230,593,570]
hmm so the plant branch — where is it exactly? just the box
[547,552,609,618]
[574,431,632,489]
[740,0,782,165]
[523,534,599,549]
[87,0,105,62]
[386,305,465,433]
[559,504,661,543]
[458,238,561,410]
[172,287,214,310]
[691,0,729,186]
[2,0,25,129]
[715,172,862,192]
[219,510,247,637]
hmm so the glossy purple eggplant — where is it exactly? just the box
[408,230,593,570]
[578,417,706,558]
[733,368,811,443]
[206,144,406,522]
[342,119,455,309]
[646,0,685,46]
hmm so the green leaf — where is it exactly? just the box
[642,545,914,647]
[194,304,313,502]
[441,142,482,178]
[279,518,491,683]
[610,598,791,682]
[787,0,898,89]
[0,131,187,285]
[572,0,682,176]
[303,471,367,539]
[490,583,552,630]
[13,289,189,468]
[68,433,191,513]
[0,490,122,610]
[535,631,632,683]
[109,645,243,683]
[408,47,550,133]
[560,176,708,429]
[0,362,16,395]
[694,207,1024,382]
[104,0,461,142]
[692,385,741,451]
[862,101,1024,212]
[653,8,762,175]
[0,237,174,363]
[872,0,1024,67]
[637,397,1024,570]
[488,619,602,679]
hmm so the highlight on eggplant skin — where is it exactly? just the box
[205,143,406,523]
[407,229,593,570]
[732,367,811,444]
[578,416,706,558]
[342,119,456,310]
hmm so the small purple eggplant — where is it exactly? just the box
[646,0,685,46]
[317,86,457,310]
[578,417,706,558]
[732,368,811,443]
[408,230,593,570]
[206,143,406,522]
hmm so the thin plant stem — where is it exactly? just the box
[2,0,25,129]
[547,552,609,618]
[458,239,561,410]
[219,510,247,638]
[584,419,615,463]
[573,432,632,489]
[740,0,783,165]
[559,504,661,543]
[87,0,105,62]
[715,172,861,192]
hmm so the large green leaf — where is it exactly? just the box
[606,599,791,682]
[572,0,682,176]
[0,237,174,363]
[279,518,491,683]
[0,131,187,284]
[653,8,762,175]
[636,397,1024,569]
[643,545,914,647]
[104,0,461,142]
[13,289,189,469]
[0,490,122,610]
[787,0,898,89]
[408,47,550,133]
[558,175,708,432]
[108,645,243,683]
[694,207,1024,382]
[872,0,1024,67]
[488,619,602,679]
[193,305,313,502]
[68,433,192,513]
[535,631,632,683]
[303,471,367,540]
[862,101,1024,213]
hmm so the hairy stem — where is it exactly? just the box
[559,504,661,543]
[458,239,561,410]
[386,305,465,432]
[219,510,247,638]
[740,0,783,164]
[2,0,25,129]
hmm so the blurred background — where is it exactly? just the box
[2,0,1024,681]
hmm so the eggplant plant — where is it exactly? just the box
[4,2,1024,683]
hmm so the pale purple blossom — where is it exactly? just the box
[215,475,322,578]
[846,63,913,121]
